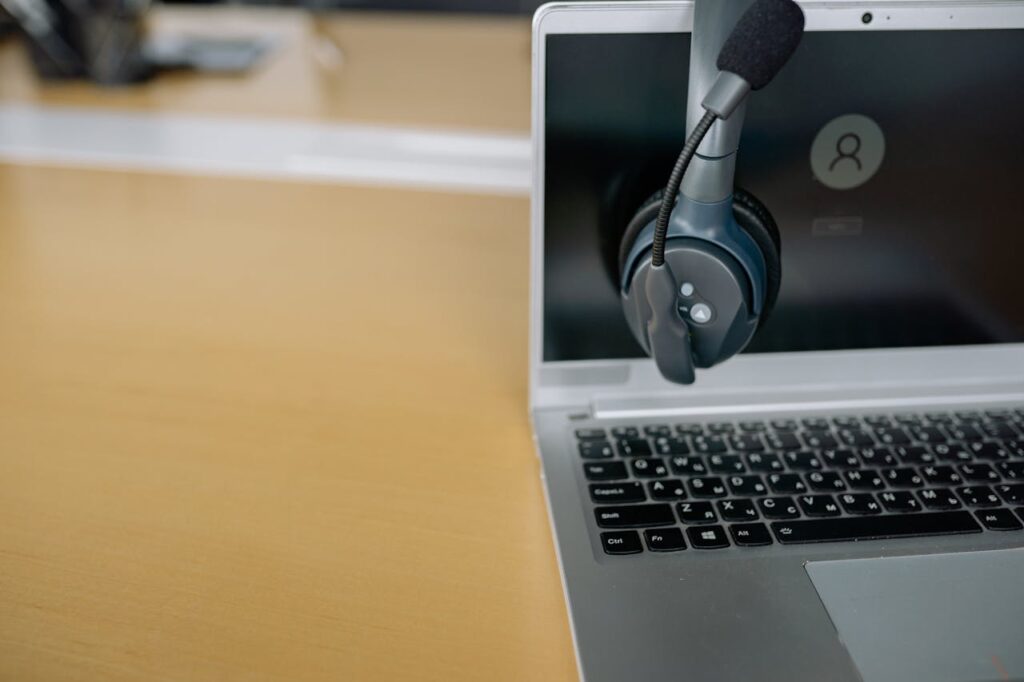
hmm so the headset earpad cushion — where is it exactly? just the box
[618,189,665,279]
[732,187,782,321]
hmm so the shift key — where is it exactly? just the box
[595,504,675,528]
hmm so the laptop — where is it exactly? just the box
[529,3,1024,681]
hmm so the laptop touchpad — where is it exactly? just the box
[806,548,1024,682]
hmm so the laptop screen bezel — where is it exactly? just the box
[530,1,1024,410]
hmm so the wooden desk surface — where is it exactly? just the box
[0,7,532,131]
[0,163,576,680]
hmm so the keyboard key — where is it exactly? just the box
[797,494,841,517]
[956,486,1001,507]
[691,435,727,454]
[768,473,807,494]
[959,463,1001,483]
[772,511,981,544]
[589,483,646,504]
[758,496,800,519]
[617,438,652,457]
[648,479,687,501]
[843,469,886,491]
[716,498,759,522]
[998,462,1024,479]
[920,465,962,486]
[707,454,746,474]
[864,415,894,428]
[583,461,628,481]
[980,422,1019,439]
[894,413,923,426]
[932,443,973,462]
[611,426,639,439]
[838,492,882,515]
[644,527,687,551]
[746,453,785,472]
[882,467,924,488]
[578,441,613,459]
[831,416,863,429]
[707,422,735,434]
[726,474,767,496]
[820,449,862,469]
[802,432,839,449]
[975,508,1023,531]
[945,424,984,441]
[910,426,946,444]
[601,530,643,555]
[739,421,767,432]
[644,424,672,438]
[875,427,911,445]
[995,484,1024,505]
[926,412,954,423]
[730,522,773,546]
[801,417,830,431]
[770,418,799,431]
[968,442,1011,461]
[784,451,823,471]
[652,437,690,455]
[836,429,875,447]
[728,434,765,452]
[669,456,708,476]
[879,491,921,513]
[918,488,963,510]
[764,432,801,450]
[859,447,897,467]
[575,428,607,440]
[687,525,730,549]
[675,423,703,436]
[893,446,935,465]
[807,471,847,492]
[688,476,728,498]
[677,501,717,524]
[595,504,675,528]
[630,457,668,478]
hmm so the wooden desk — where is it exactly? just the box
[0,7,532,131]
[0,163,576,680]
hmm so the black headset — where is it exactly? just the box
[617,0,804,385]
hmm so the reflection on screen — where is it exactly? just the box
[543,30,1024,362]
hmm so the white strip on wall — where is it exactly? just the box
[0,104,532,196]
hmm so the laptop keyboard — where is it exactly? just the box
[574,409,1024,554]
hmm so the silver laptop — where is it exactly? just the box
[530,3,1024,681]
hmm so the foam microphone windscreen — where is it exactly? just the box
[716,0,805,90]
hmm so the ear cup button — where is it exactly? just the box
[690,303,714,325]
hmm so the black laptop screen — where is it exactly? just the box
[542,29,1024,362]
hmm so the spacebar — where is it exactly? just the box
[771,512,982,544]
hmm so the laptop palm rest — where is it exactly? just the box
[807,548,1024,682]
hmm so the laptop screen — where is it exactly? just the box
[543,28,1024,362]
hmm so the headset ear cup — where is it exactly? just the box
[732,187,782,322]
[618,189,665,279]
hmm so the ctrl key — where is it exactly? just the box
[601,531,643,555]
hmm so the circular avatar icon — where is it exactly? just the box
[810,114,886,190]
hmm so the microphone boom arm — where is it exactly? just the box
[681,0,754,203]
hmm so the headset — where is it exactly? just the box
[619,0,805,384]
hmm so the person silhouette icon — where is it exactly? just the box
[829,132,863,171]
[811,114,885,190]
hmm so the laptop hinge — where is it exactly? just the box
[590,381,1024,419]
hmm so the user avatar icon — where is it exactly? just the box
[811,114,885,190]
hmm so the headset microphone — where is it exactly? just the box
[619,0,805,385]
